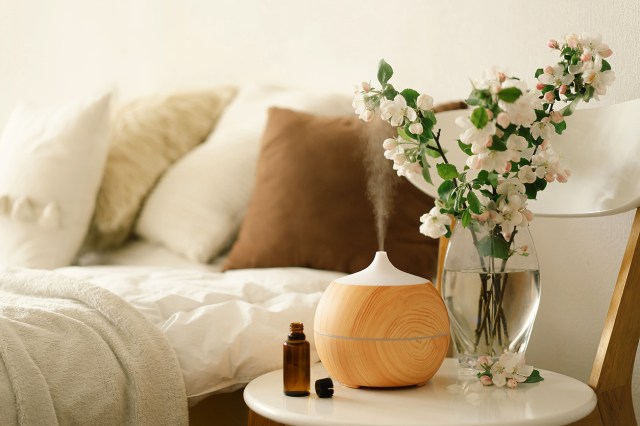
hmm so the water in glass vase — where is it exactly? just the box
[443,269,540,371]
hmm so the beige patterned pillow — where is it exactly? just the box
[86,88,236,250]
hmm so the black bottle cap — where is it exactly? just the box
[315,377,334,398]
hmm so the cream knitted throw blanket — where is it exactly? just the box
[0,268,188,426]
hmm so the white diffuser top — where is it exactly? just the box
[334,251,428,286]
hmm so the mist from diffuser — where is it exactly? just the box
[314,251,450,388]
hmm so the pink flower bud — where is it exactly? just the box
[505,162,512,172]
[480,375,493,386]
[540,140,550,150]
[497,112,510,128]
[521,245,529,252]
[566,33,579,49]
[472,211,490,222]
[547,39,559,49]
[361,82,372,92]
[485,136,493,148]
[559,85,568,95]
[544,91,555,102]
[523,209,534,222]
[601,48,613,58]
[536,83,545,90]
[580,52,592,62]
[507,378,518,389]
[550,111,564,123]
[496,72,506,83]
[544,65,555,75]
[545,173,555,182]
[486,109,494,120]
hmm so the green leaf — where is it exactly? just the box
[487,173,499,188]
[400,89,419,108]
[422,165,433,185]
[438,180,456,201]
[436,163,459,180]
[465,97,481,106]
[470,107,489,129]
[420,145,433,185]
[534,109,547,121]
[382,84,398,100]
[422,110,437,127]
[458,140,472,156]
[489,136,507,152]
[476,170,489,184]
[476,234,510,260]
[461,209,471,228]
[541,85,555,94]
[497,87,523,103]
[424,147,441,158]
[479,189,494,198]
[525,178,548,200]
[534,68,544,78]
[377,59,393,85]
[601,59,612,72]
[552,119,567,135]
[524,369,544,383]
[467,190,481,214]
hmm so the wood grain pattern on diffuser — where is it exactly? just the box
[315,282,449,388]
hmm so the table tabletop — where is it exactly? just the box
[243,358,596,426]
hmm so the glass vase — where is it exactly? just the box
[442,220,540,371]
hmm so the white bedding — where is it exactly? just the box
[58,242,344,405]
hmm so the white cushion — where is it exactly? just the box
[0,93,111,268]
[135,84,353,263]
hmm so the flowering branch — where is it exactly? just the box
[475,352,544,389]
[352,33,615,248]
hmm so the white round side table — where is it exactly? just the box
[244,358,596,426]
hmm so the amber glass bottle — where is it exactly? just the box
[283,322,310,396]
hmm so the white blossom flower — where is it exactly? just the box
[394,161,422,177]
[580,33,613,58]
[496,112,510,128]
[497,177,526,196]
[466,150,509,174]
[505,134,528,162]
[409,121,424,135]
[472,67,507,92]
[380,95,417,127]
[456,115,496,152]
[498,79,541,128]
[582,56,616,98]
[530,117,555,141]
[531,146,570,183]
[382,137,398,151]
[490,352,534,387]
[392,151,407,166]
[517,165,537,184]
[419,207,452,239]
[416,93,434,111]
[352,91,376,122]
[568,62,585,75]
[565,33,580,49]
[497,194,533,230]
[538,64,574,87]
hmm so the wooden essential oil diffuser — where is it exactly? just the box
[314,251,450,388]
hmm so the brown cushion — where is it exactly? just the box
[223,103,465,278]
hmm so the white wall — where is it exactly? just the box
[2,0,639,417]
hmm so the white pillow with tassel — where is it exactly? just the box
[0,93,111,268]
